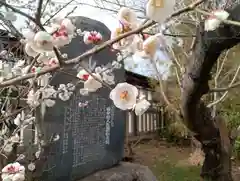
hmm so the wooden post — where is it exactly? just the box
[132,113,138,136]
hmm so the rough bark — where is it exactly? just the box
[181,4,240,181]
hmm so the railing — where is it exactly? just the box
[125,87,165,137]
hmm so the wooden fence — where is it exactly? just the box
[125,87,165,137]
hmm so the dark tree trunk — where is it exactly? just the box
[181,4,240,181]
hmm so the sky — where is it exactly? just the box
[2,0,172,80]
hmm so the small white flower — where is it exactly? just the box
[1,162,25,181]
[66,83,75,92]
[112,61,122,69]
[111,26,134,50]
[27,163,36,171]
[44,99,56,107]
[53,134,60,142]
[58,92,70,101]
[3,143,13,153]
[79,88,89,96]
[62,53,68,58]
[84,73,102,92]
[33,31,54,52]
[76,29,82,35]
[146,0,175,23]
[27,89,40,107]
[13,114,21,126]
[16,154,25,161]
[137,34,160,59]
[117,7,138,28]
[204,10,229,31]
[35,151,41,159]
[134,99,151,116]
[0,50,8,56]
[102,72,115,85]
[77,69,89,80]
[61,18,76,35]
[110,82,138,110]
[78,101,88,107]
[14,60,25,68]
[95,66,103,74]
[10,134,20,143]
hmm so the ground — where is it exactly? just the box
[131,140,240,181]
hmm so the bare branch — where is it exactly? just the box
[207,66,240,107]
[0,0,205,88]
[0,1,36,23]
[35,0,44,25]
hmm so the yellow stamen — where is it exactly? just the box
[123,13,130,22]
[120,91,129,100]
[151,0,164,8]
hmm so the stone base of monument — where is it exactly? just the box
[79,162,158,181]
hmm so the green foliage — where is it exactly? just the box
[223,110,240,130]
[152,159,201,181]
[222,109,240,159]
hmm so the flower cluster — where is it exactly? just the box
[204,10,229,31]
[110,82,150,115]
[1,162,25,181]
[83,31,103,45]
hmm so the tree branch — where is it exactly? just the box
[35,0,44,25]
[0,0,205,88]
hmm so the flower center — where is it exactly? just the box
[151,0,164,7]
[120,90,129,100]
[7,166,16,174]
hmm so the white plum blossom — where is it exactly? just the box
[3,142,13,153]
[79,101,89,107]
[84,73,103,92]
[10,134,20,143]
[14,113,21,126]
[112,61,122,69]
[1,162,25,181]
[117,7,138,29]
[58,84,72,101]
[24,43,38,57]
[31,31,54,52]
[134,99,151,116]
[95,66,103,74]
[110,82,138,110]
[77,69,90,80]
[136,34,160,59]
[146,0,175,23]
[27,89,40,107]
[204,10,229,31]
[35,151,41,159]
[66,83,76,91]
[16,154,26,161]
[53,134,60,142]
[22,29,35,42]
[79,88,89,96]
[102,71,115,85]
[111,26,134,50]
[27,163,36,171]
[61,18,76,35]
[83,31,103,45]
[50,18,75,47]
[41,87,57,107]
